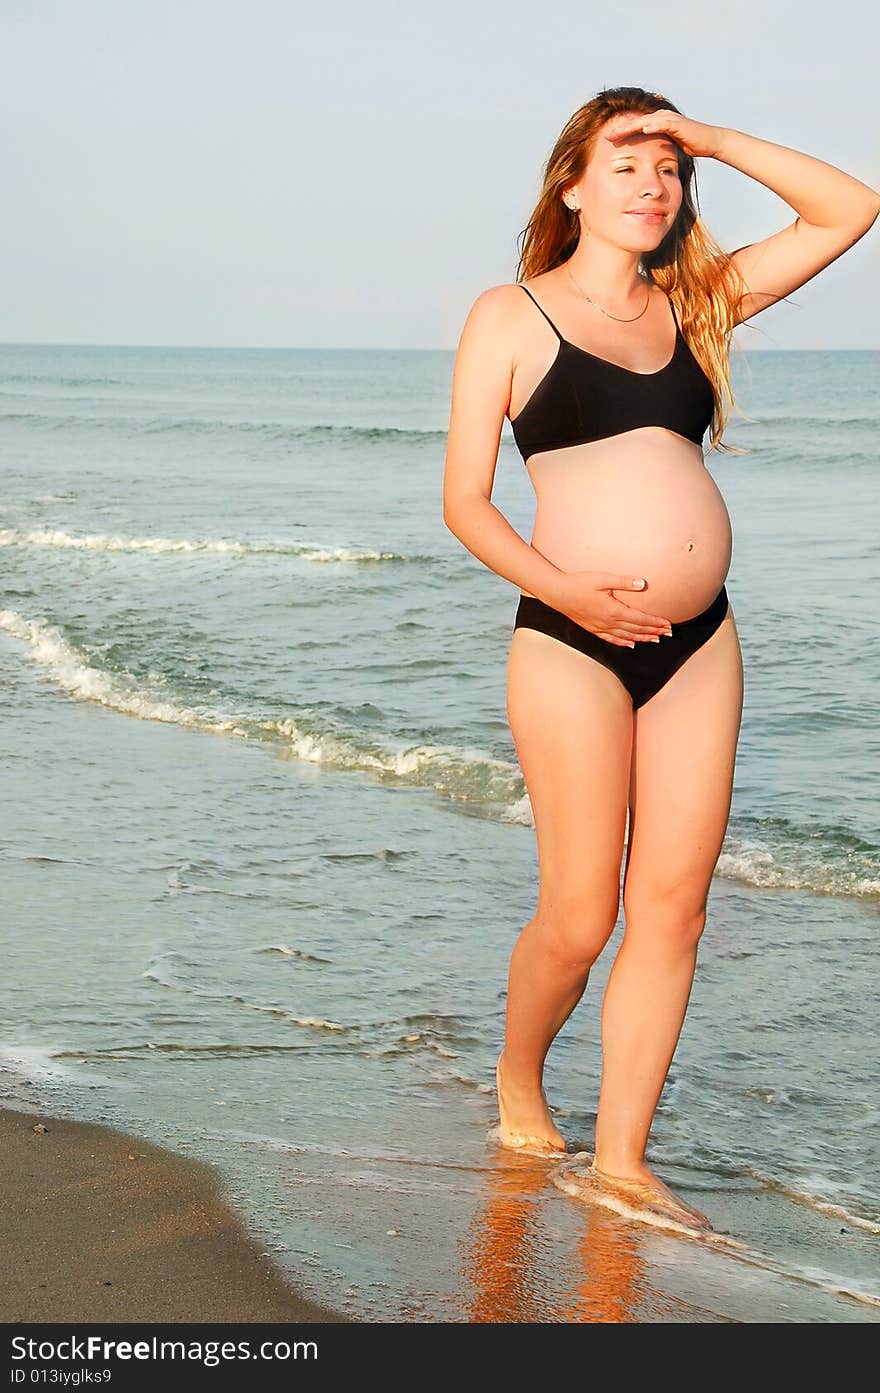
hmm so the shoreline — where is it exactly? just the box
[0,1105,349,1323]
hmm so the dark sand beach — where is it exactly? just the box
[0,1107,348,1323]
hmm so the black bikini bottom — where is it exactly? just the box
[513,584,730,710]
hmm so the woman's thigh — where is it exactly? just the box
[507,626,634,926]
[622,608,744,921]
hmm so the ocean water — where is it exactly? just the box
[1,339,878,1323]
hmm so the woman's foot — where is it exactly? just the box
[494,1052,567,1155]
[590,1158,712,1231]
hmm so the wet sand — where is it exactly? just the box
[0,1106,349,1323]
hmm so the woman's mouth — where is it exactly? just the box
[626,211,665,224]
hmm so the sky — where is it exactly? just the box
[2,0,879,349]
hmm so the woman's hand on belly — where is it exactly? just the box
[542,570,675,648]
[528,500,732,620]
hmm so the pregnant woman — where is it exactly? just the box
[442,87,879,1231]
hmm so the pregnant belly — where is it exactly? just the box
[521,433,733,623]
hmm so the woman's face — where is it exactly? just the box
[567,117,684,248]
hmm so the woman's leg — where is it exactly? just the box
[501,624,634,1149]
[593,608,744,1220]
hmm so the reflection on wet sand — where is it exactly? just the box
[462,1151,643,1322]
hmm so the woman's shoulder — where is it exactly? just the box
[461,283,529,336]
[469,278,555,323]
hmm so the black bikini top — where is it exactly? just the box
[510,283,715,463]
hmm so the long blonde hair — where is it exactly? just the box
[516,86,753,455]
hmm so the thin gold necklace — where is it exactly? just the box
[565,263,651,322]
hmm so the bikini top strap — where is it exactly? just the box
[519,285,565,341]
[667,294,681,331]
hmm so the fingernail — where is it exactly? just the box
[650,636,660,643]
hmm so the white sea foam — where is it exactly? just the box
[2,603,878,899]
[270,715,518,794]
[706,1237,880,1309]
[553,1154,880,1308]
[746,1166,880,1234]
[501,793,534,826]
[257,944,331,963]
[717,840,880,898]
[1,605,523,803]
[0,526,409,563]
[0,608,243,731]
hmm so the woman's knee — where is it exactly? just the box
[533,887,620,966]
[622,882,708,950]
